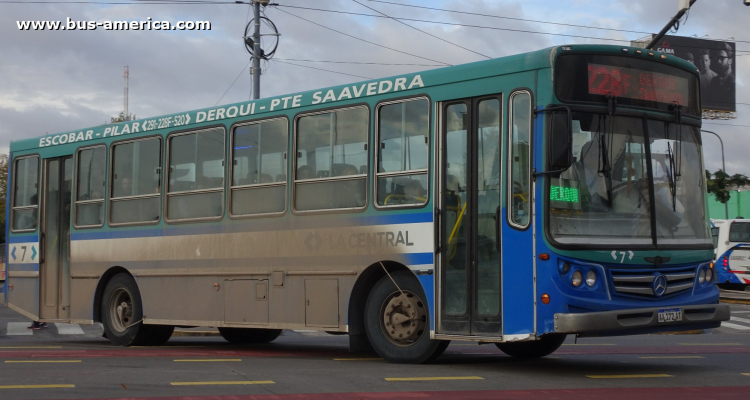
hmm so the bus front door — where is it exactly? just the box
[438,96,503,337]
[39,157,73,321]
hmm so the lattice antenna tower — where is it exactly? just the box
[123,66,129,119]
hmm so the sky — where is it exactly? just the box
[1,0,748,175]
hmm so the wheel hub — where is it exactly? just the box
[109,288,134,333]
[382,291,426,345]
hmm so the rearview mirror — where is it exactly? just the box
[548,112,572,171]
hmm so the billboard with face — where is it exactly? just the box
[652,35,736,112]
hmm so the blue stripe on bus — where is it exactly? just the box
[404,252,433,265]
[70,212,433,241]
[8,235,39,243]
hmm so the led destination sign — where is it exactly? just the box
[587,63,689,105]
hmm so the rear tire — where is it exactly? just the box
[218,327,282,344]
[101,273,150,346]
[495,334,567,358]
[364,270,449,364]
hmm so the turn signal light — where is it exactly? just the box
[539,253,550,261]
[541,294,550,304]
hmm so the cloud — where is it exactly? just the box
[0,0,747,177]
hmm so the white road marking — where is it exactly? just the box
[6,322,33,336]
[732,311,750,314]
[721,322,750,331]
[54,323,84,335]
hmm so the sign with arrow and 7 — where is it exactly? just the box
[9,242,40,264]
[611,250,635,263]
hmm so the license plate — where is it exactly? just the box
[657,308,683,323]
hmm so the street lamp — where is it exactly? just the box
[701,129,728,219]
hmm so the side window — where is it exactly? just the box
[295,106,368,211]
[167,127,225,221]
[75,146,106,227]
[508,91,532,228]
[11,156,39,232]
[231,118,288,216]
[110,137,162,225]
[376,98,429,207]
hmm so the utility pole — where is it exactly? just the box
[251,1,262,99]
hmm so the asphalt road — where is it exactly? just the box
[1,304,750,400]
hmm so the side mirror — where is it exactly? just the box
[548,112,572,171]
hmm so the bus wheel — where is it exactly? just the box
[218,328,282,344]
[146,325,175,346]
[101,273,150,346]
[364,270,449,364]
[495,334,567,358]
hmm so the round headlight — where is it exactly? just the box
[698,269,706,284]
[572,270,583,287]
[586,270,597,287]
[706,268,713,283]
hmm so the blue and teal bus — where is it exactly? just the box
[5,44,729,363]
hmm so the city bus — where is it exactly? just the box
[711,219,750,290]
[5,44,729,363]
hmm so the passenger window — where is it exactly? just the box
[376,98,429,207]
[509,91,532,228]
[295,107,368,211]
[167,127,225,220]
[75,146,106,227]
[110,137,161,225]
[11,156,40,232]
[231,118,288,216]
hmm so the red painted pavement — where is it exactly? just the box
[0,345,748,358]
[44,386,750,400]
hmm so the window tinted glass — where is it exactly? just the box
[378,99,428,173]
[297,107,368,180]
[509,92,531,227]
[13,157,39,208]
[729,222,750,242]
[169,128,225,193]
[232,119,288,186]
[77,146,106,201]
[112,138,161,198]
[12,156,39,231]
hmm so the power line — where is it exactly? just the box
[703,122,750,128]
[215,60,251,106]
[273,60,374,80]
[366,0,654,36]
[351,0,490,60]
[273,4,750,52]
[273,7,452,66]
[274,58,443,67]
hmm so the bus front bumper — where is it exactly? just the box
[553,304,730,337]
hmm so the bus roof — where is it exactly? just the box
[10,44,698,153]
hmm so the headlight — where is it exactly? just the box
[561,262,571,274]
[572,270,583,287]
[698,269,706,284]
[586,270,597,287]
[706,268,713,283]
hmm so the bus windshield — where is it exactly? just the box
[549,113,711,247]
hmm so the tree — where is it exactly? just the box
[706,169,750,204]
[109,112,136,124]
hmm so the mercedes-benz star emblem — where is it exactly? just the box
[652,274,668,297]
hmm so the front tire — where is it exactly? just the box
[218,328,282,344]
[495,334,567,358]
[101,273,151,346]
[364,270,449,364]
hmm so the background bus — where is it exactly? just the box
[5,44,728,363]
[711,219,750,290]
